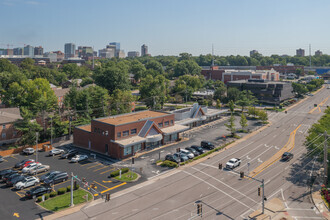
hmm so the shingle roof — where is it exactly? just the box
[0,108,22,124]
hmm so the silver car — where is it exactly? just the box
[28,165,50,175]
[49,149,65,156]
[15,176,39,190]
[23,148,35,155]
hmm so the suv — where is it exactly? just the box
[281,152,293,161]
[191,145,205,154]
[15,176,39,190]
[0,169,18,180]
[6,175,26,186]
[165,154,180,163]
[174,152,188,162]
[49,149,65,156]
[201,141,215,150]
[61,149,78,159]
[40,171,61,182]
[23,148,35,155]
[180,149,194,159]
[185,147,199,156]
[44,172,68,185]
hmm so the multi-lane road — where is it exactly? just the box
[58,87,329,220]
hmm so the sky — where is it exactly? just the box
[1,0,330,56]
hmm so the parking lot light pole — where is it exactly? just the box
[70,172,74,207]
[36,132,38,163]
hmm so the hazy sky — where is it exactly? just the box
[1,0,330,56]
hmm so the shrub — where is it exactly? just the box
[67,186,71,192]
[57,187,66,195]
[50,191,57,197]
[110,168,130,177]
[160,160,178,168]
[44,193,50,200]
[74,183,80,190]
[36,196,42,203]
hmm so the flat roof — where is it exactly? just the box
[78,124,91,132]
[96,110,170,126]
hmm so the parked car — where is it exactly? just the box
[15,159,35,169]
[22,163,42,173]
[44,172,68,185]
[165,154,181,163]
[281,152,293,161]
[0,156,3,162]
[40,171,61,182]
[25,186,52,199]
[28,165,50,175]
[49,149,65,156]
[185,147,200,156]
[0,169,18,180]
[201,141,215,150]
[6,175,26,186]
[226,158,241,169]
[22,148,35,155]
[174,152,188,162]
[179,149,194,159]
[71,155,88,163]
[2,173,20,183]
[15,176,39,190]
[191,145,205,154]
[22,161,39,169]
[60,149,78,159]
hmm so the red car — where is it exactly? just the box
[22,161,40,168]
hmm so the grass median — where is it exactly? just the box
[39,189,93,212]
[114,171,138,182]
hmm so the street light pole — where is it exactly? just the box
[50,116,53,145]
[36,132,38,163]
[262,179,265,214]
[324,131,328,186]
[70,172,74,207]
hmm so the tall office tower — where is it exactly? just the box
[99,45,116,59]
[296,48,305,57]
[127,51,140,58]
[64,43,76,59]
[34,46,44,56]
[78,46,93,58]
[315,50,323,56]
[24,45,34,57]
[109,42,120,51]
[141,44,148,56]
[13,47,24,55]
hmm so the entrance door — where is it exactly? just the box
[105,144,108,154]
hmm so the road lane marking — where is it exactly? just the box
[13,213,19,218]
[102,180,112,183]
[93,166,109,172]
[15,192,24,198]
[93,181,109,189]
[100,168,115,175]
[100,182,127,194]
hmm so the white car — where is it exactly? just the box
[22,163,42,173]
[15,176,39,190]
[179,149,194,159]
[49,149,65,156]
[70,155,88,163]
[23,148,35,155]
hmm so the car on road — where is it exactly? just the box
[226,158,241,169]
[179,149,194,159]
[43,172,68,185]
[0,155,4,162]
[281,152,293,161]
[28,165,50,175]
[185,147,200,156]
[15,159,35,169]
[49,149,65,156]
[6,175,26,186]
[25,186,52,199]
[22,163,42,173]
[15,176,39,190]
[0,169,18,180]
[22,148,35,155]
[165,154,181,163]
[174,152,188,162]
[60,149,78,159]
[40,171,61,182]
[70,154,88,163]
[191,145,205,154]
[201,141,215,150]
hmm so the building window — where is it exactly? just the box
[170,120,173,125]
[117,132,121,138]
[13,131,17,136]
[158,123,163,128]
[2,133,6,139]
[124,146,132,156]
[2,124,5,129]
[164,121,169,126]
[131,128,137,135]
[123,130,129,137]
[134,144,142,152]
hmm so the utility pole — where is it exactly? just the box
[324,131,328,186]
[70,172,74,207]
[36,132,38,163]
[50,116,53,145]
[68,116,72,140]
[262,179,265,214]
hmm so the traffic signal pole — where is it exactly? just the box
[71,172,74,207]
[262,179,265,214]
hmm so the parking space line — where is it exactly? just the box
[100,182,127,194]
[10,155,18,160]
[93,166,109,172]
[87,164,102,169]
[100,168,115,175]
[80,162,94,166]
[93,181,109,189]
[15,192,24,198]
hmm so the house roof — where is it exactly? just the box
[96,110,170,126]
[0,108,22,124]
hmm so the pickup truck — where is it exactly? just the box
[226,158,241,169]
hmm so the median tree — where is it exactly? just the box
[240,113,248,132]
[225,114,236,136]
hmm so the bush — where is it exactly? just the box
[36,196,42,203]
[57,187,66,195]
[44,193,50,200]
[74,183,80,190]
[160,160,178,168]
[110,168,130,177]
[50,191,57,197]
[67,186,71,192]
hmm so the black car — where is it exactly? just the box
[14,159,34,169]
[191,145,205,154]
[165,154,181,163]
[60,149,78,159]
[0,169,18,180]
[185,147,200,156]
[44,172,68,185]
[6,175,26,186]
[40,171,61,182]
[3,173,20,183]
[25,186,52,199]
[201,141,215,150]
[281,152,293,161]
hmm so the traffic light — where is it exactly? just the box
[132,157,135,164]
[105,193,110,202]
[314,104,317,107]
[218,163,222,170]
[240,171,244,178]
[258,187,261,196]
[197,204,202,216]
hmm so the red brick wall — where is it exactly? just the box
[201,70,224,81]
[0,123,21,144]
[73,128,90,149]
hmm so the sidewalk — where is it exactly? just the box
[312,188,330,219]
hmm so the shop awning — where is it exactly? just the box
[146,134,163,143]
[161,124,189,135]
[112,136,146,147]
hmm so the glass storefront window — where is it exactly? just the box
[124,146,132,156]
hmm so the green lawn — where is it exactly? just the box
[39,189,92,212]
[114,172,138,182]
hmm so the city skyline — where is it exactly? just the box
[1,0,330,56]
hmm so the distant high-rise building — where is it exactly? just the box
[141,44,148,56]
[78,46,94,59]
[315,50,323,56]
[296,48,305,57]
[109,42,120,51]
[43,52,57,63]
[64,43,76,59]
[34,46,43,56]
[0,48,6,55]
[53,51,65,61]
[99,46,116,59]
[24,45,34,57]
[250,50,259,57]
[127,51,140,58]
[116,50,125,58]
[13,47,23,55]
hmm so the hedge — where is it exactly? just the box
[44,193,50,200]
[67,186,71,192]
[50,191,57,197]
[37,196,42,203]
[57,187,66,195]
[160,160,178,168]
[110,168,129,177]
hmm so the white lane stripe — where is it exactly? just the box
[183,170,255,211]
[291,217,323,219]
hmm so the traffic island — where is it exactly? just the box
[248,198,293,220]
[114,171,140,182]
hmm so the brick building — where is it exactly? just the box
[0,108,22,146]
[73,110,189,159]
[223,69,280,84]
[256,65,304,75]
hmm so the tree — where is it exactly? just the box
[236,90,258,111]
[109,89,135,115]
[247,106,258,118]
[228,100,235,114]
[145,60,164,75]
[292,82,308,97]
[61,63,89,79]
[173,75,204,101]
[213,81,227,101]
[15,119,42,146]
[225,114,236,136]
[258,110,268,124]
[130,60,146,82]
[173,60,202,77]
[227,87,241,102]
[140,75,169,109]
[240,113,248,131]
[216,99,221,109]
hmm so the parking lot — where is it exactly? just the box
[0,147,144,220]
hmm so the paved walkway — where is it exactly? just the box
[312,187,330,219]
